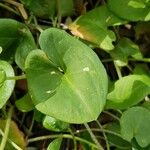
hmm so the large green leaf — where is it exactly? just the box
[120,107,150,147]
[106,75,150,109]
[0,19,36,69]
[25,28,108,123]
[107,0,150,21]
[69,5,126,51]
[110,38,143,66]
[0,61,15,109]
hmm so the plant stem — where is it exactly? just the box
[28,134,99,149]
[84,123,104,150]
[68,128,77,150]
[0,2,19,15]
[102,58,150,63]
[4,0,28,20]
[75,128,123,139]
[103,111,120,121]
[96,120,110,150]
[0,106,13,150]
[0,129,23,150]
[6,74,26,80]
[114,62,122,79]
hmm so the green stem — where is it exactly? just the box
[75,128,123,139]
[0,2,19,15]
[96,120,110,150]
[114,61,122,79]
[84,123,104,150]
[102,58,150,63]
[69,128,77,150]
[0,106,13,150]
[28,134,98,149]
[6,74,26,80]
[0,129,23,150]
[103,111,120,121]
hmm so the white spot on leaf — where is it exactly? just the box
[46,90,51,94]
[83,67,90,72]
[50,71,56,75]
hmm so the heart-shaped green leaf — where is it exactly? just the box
[120,107,150,147]
[106,75,150,109]
[107,0,150,21]
[69,5,126,51]
[25,28,108,123]
[0,61,15,109]
[0,19,36,69]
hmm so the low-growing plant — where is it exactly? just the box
[0,0,150,149]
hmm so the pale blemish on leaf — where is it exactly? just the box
[83,67,90,72]
[50,71,56,75]
[46,90,51,94]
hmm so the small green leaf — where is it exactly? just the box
[110,38,143,66]
[47,138,62,150]
[0,61,15,109]
[69,5,126,51]
[106,75,150,109]
[120,107,150,147]
[16,93,34,112]
[26,28,108,123]
[107,0,150,21]
[43,116,69,132]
